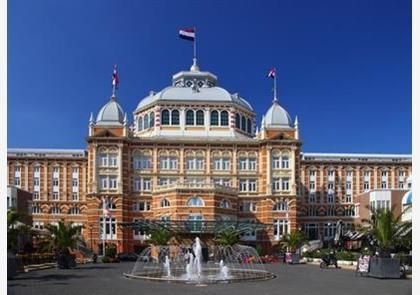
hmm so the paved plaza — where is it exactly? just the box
[8,262,411,295]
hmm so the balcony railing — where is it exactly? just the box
[153,182,237,194]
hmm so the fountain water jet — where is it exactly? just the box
[124,237,274,284]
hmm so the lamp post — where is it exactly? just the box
[88,224,93,252]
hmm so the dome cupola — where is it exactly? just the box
[263,99,292,128]
[96,95,125,126]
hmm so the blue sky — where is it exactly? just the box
[8,0,411,153]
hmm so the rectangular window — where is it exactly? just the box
[52,192,59,200]
[33,178,40,186]
[273,219,288,239]
[308,193,316,203]
[345,194,352,203]
[100,176,108,189]
[100,154,108,166]
[309,170,316,176]
[109,176,118,189]
[133,156,151,170]
[345,182,351,190]
[327,193,334,203]
[213,178,231,187]
[381,181,387,189]
[52,178,59,186]
[309,181,316,191]
[109,154,118,166]
[327,170,334,176]
[99,217,117,240]
[364,181,370,191]
[239,179,256,192]
[398,181,404,189]
[281,156,289,169]
[33,192,40,200]
[72,178,78,187]
[34,166,40,173]
[327,182,334,190]
[272,157,281,169]
[272,178,281,191]
[240,202,256,212]
[14,177,21,187]
[281,178,290,191]
[53,167,59,173]
[72,193,79,201]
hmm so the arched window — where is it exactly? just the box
[69,207,80,215]
[220,111,229,126]
[247,118,252,133]
[161,109,170,125]
[211,110,219,126]
[220,199,231,209]
[160,198,170,208]
[241,116,246,131]
[171,110,180,125]
[187,197,204,207]
[186,110,195,125]
[196,110,204,125]
[235,113,240,128]
[138,117,143,131]
[149,112,155,127]
[144,113,149,129]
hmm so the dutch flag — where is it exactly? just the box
[267,68,276,79]
[179,28,196,41]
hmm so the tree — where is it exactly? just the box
[7,209,32,253]
[362,206,411,258]
[215,227,240,246]
[40,220,84,253]
[147,227,172,246]
[281,230,307,253]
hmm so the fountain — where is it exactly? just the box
[124,237,274,284]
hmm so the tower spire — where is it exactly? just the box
[267,68,277,103]
[111,64,119,97]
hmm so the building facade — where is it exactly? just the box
[7,61,412,253]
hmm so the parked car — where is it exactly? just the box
[117,252,139,261]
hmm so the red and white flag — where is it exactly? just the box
[112,65,119,89]
[179,28,196,41]
[267,68,276,78]
[102,197,111,217]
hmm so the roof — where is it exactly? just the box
[136,86,253,112]
[264,100,292,128]
[96,97,125,125]
[8,148,87,158]
[301,152,412,163]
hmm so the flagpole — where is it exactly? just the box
[193,27,197,64]
[102,197,106,256]
[273,68,278,102]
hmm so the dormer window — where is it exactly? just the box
[186,110,194,125]
[161,109,180,126]
[196,110,204,125]
[171,110,179,125]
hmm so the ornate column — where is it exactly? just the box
[44,160,48,201]
[266,146,272,195]
[91,144,97,193]
[24,161,29,191]
[319,166,324,204]
[355,166,360,196]
[63,163,67,201]
[118,144,123,194]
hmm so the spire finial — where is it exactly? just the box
[294,115,299,127]
[89,112,94,125]
[261,115,266,130]
[190,58,200,72]
[123,113,128,126]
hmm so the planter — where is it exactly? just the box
[369,257,401,279]
[7,251,17,279]
[285,252,300,264]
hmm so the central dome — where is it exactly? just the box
[135,67,253,112]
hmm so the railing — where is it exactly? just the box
[15,253,56,267]
[153,182,237,194]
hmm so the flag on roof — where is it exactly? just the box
[267,68,276,78]
[112,65,119,89]
[179,28,195,41]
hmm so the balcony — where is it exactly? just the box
[153,182,237,194]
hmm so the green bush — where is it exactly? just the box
[101,256,110,263]
[255,245,264,256]
[336,251,359,261]
[105,244,117,258]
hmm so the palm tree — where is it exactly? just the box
[7,209,32,253]
[215,227,240,246]
[281,230,307,253]
[41,220,84,253]
[362,206,411,258]
[147,227,172,245]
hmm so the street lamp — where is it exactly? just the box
[88,223,93,252]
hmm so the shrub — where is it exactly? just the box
[101,256,110,263]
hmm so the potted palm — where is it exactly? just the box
[362,206,411,278]
[215,227,240,246]
[41,220,84,269]
[281,230,306,264]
